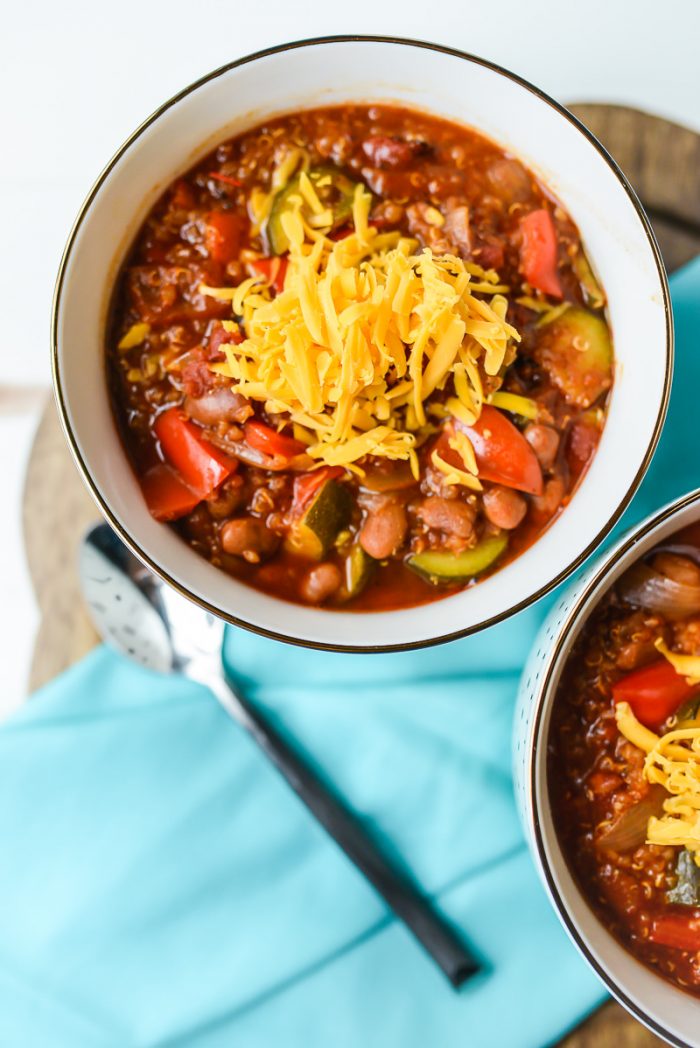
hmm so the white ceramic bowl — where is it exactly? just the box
[515,489,700,1047]
[52,36,672,652]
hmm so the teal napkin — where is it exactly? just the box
[1,258,698,1048]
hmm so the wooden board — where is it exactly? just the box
[23,105,700,1046]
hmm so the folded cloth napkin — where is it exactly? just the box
[1,258,699,1048]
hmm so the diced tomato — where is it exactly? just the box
[181,357,216,399]
[204,211,244,264]
[139,463,200,522]
[154,407,237,498]
[208,171,242,188]
[293,466,345,510]
[207,323,243,359]
[613,659,699,731]
[249,256,288,295]
[519,209,563,299]
[244,420,307,461]
[452,405,543,495]
[649,912,700,951]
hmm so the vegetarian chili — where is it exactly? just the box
[550,526,700,995]
[108,105,613,610]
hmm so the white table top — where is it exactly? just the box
[3,0,699,711]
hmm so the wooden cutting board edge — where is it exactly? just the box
[24,104,700,1047]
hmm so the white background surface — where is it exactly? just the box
[2,0,699,711]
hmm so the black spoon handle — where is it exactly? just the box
[217,672,480,988]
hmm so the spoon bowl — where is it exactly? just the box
[81,523,225,676]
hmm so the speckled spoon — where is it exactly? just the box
[79,521,480,987]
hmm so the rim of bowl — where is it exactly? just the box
[51,34,674,654]
[528,487,700,1046]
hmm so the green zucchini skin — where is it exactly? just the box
[536,306,612,409]
[289,480,353,560]
[345,543,375,598]
[407,534,508,584]
[571,250,605,310]
[266,167,359,255]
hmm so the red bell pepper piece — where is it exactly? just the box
[293,466,345,510]
[207,323,243,359]
[613,659,700,731]
[649,912,700,951]
[453,405,543,495]
[139,463,200,522]
[204,211,243,263]
[154,408,237,499]
[249,256,288,295]
[244,421,306,461]
[519,209,563,299]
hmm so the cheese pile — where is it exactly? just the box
[202,180,519,474]
[616,638,700,864]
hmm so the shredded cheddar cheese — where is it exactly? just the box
[615,701,700,864]
[118,322,150,351]
[488,391,539,420]
[431,448,483,492]
[655,638,700,685]
[202,183,520,469]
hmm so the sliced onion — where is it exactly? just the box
[617,562,700,619]
[207,432,314,473]
[655,543,700,566]
[598,786,667,853]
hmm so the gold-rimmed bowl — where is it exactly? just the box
[53,36,671,651]
[515,489,700,1047]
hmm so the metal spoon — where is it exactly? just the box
[79,522,480,987]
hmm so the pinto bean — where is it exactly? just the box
[220,517,279,562]
[359,502,408,560]
[525,423,560,471]
[184,387,253,426]
[206,476,245,519]
[531,475,566,518]
[442,200,472,257]
[416,497,476,540]
[370,199,405,228]
[486,158,533,204]
[482,486,527,530]
[300,563,342,604]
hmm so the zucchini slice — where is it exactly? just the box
[345,543,375,598]
[266,166,360,254]
[407,534,508,584]
[571,249,606,310]
[535,306,612,409]
[287,479,353,560]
